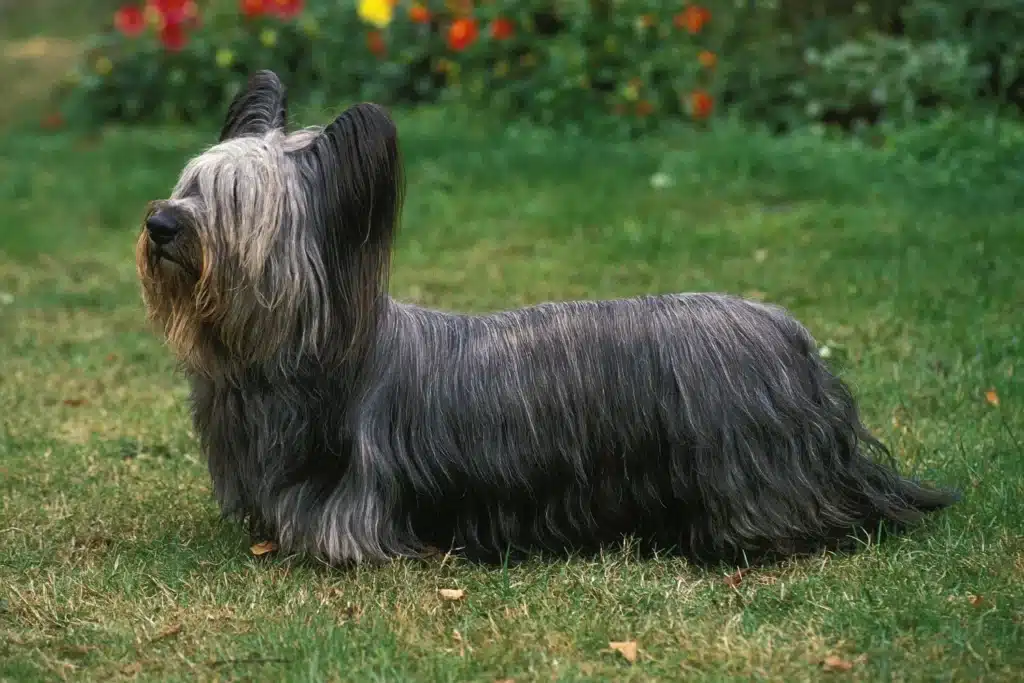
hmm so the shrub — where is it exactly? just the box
[50,0,1024,135]
[54,0,723,134]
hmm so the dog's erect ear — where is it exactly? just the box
[306,102,404,221]
[219,70,288,142]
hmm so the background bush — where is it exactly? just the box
[53,0,1024,135]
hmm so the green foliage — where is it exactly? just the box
[52,0,1024,135]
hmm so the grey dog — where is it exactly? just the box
[136,70,957,567]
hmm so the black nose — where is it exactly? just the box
[146,210,181,246]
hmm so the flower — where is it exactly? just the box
[94,55,114,75]
[408,3,430,24]
[159,21,187,50]
[635,100,654,117]
[216,48,235,67]
[260,27,278,47]
[447,17,478,51]
[358,0,394,28]
[300,15,319,36]
[240,0,267,17]
[698,50,717,69]
[114,5,146,37]
[688,90,713,119]
[490,17,514,40]
[675,5,710,34]
[366,30,386,57]
[270,0,304,19]
[41,112,64,131]
[149,0,198,26]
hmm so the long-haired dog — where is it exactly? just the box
[137,71,957,567]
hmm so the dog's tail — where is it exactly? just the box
[841,430,960,525]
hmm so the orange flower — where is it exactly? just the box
[366,29,386,57]
[675,4,710,34]
[698,50,717,69]
[240,0,268,17]
[408,3,430,24]
[490,17,514,40]
[447,17,478,51]
[689,90,713,119]
[635,100,654,117]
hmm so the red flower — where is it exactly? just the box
[688,90,713,120]
[408,3,430,24]
[490,17,514,40]
[698,50,717,69]
[367,30,386,57]
[114,5,146,37]
[240,0,268,17]
[149,0,198,25]
[675,5,710,34]
[270,0,304,19]
[447,17,478,51]
[159,20,187,50]
[41,112,64,130]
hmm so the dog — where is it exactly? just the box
[136,70,957,567]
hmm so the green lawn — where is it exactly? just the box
[1,101,1023,681]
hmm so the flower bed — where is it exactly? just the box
[51,0,1024,135]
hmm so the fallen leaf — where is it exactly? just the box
[438,588,465,601]
[968,594,984,607]
[152,623,182,641]
[754,248,768,263]
[723,567,751,588]
[62,398,87,407]
[121,662,143,676]
[609,640,638,663]
[249,540,278,556]
[985,389,1000,406]
[822,655,854,672]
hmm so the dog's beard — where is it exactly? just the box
[151,244,199,280]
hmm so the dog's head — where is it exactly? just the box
[137,70,404,378]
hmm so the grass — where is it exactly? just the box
[1,7,1023,680]
[1,108,1022,682]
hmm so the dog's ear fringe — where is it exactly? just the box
[220,70,288,142]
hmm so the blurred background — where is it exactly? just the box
[3,0,1024,137]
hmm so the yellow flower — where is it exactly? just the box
[144,4,164,29]
[300,15,320,37]
[260,28,278,47]
[94,56,113,76]
[358,0,394,28]
[216,48,235,68]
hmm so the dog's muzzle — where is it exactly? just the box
[146,210,182,246]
